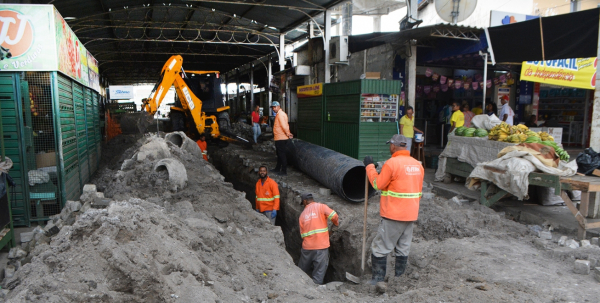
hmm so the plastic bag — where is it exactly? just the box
[576,148,600,175]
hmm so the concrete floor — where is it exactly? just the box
[424,168,600,239]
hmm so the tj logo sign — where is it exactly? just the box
[0,10,33,57]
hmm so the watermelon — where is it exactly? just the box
[464,128,476,137]
[455,126,466,136]
[474,128,488,137]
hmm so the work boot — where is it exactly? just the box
[395,255,408,277]
[369,254,387,285]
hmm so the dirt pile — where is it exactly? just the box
[1,134,372,303]
[229,122,254,142]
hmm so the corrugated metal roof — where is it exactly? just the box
[32,0,346,84]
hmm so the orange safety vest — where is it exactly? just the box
[196,140,208,161]
[273,110,291,141]
[366,150,424,221]
[255,177,280,212]
[299,202,339,250]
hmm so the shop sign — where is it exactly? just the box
[490,10,539,27]
[0,4,101,92]
[520,58,596,90]
[297,83,323,98]
[0,5,57,71]
[109,85,134,99]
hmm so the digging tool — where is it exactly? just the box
[361,174,369,273]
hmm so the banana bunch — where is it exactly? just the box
[538,131,555,142]
[525,131,540,138]
[505,133,529,143]
[489,123,533,142]
[516,124,529,131]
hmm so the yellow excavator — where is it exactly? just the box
[142,55,249,144]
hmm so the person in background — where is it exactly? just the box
[462,104,474,128]
[499,96,514,125]
[255,165,279,225]
[525,115,538,127]
[472,103,483,115]
[196,133,208,161]
[251,105,261,144]
[448,102,464,133]
[399,106,424,155]
[439,100,453,146]
[486,102,498,117]
[271,101,293,176]
[363,135,424,285]
[543,114,561,127]
[297,193,339,285]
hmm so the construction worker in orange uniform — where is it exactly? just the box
[298,193,339,285]
[271,101,293,176]
[196,133,208,161]
[363,134,424,285]
[255,165,280,225]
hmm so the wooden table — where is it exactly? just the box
[445,157,600,240]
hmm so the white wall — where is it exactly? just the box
[418,0,534,28]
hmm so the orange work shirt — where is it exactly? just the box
[273,110,291,141]
[299,202,339,250]
[255,177,280,212]
[366,150,424,221]
[196,140,208,161]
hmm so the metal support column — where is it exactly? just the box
[406,0,418,109]
[590,11,600,214]
[481,51,488,111]
[224,74,229,106]
[324,9,332,83]
[236,71,240,115]
[250,64,254,108]
[268,57,273,105]
[279,33,285,71]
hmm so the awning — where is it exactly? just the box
[486,8,600,63]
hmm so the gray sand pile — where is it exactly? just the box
[1,134,369,302]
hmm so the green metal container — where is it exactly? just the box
[297,95,324,146]
[322,80,402,162]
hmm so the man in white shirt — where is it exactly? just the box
[499,96,514,125]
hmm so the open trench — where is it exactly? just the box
[210,144,382,283]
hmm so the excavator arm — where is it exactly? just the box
[143,55,249,145]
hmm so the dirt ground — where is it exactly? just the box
[2,135,600,302]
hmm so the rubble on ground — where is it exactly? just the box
[0,134,366,302]
[229,122,254,142]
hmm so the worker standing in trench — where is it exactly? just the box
[271,101,293,176]
[255,165,280,225]
[363,134,424,285]
[298,193,339,285]
[196,133,208,161]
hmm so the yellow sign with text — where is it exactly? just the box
[297,83,323,98]
[521,58,597,89]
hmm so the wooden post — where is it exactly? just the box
[361,175,369,273]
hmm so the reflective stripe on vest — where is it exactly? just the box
[256,195,280,201]
[327,211,337,220]
[301,227,328,238]
[381,191,422,198]
[373,179,379,190]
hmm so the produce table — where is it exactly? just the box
[480,173,600,240]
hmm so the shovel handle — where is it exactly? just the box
[361,174,369,272]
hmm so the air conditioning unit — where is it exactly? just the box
[329,36,348,63]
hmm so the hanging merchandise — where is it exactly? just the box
[463,82,470,90]
[441,84,448,92]
[506,73,512,79]
[425,68,432,77]
[472,81,479,90]
[454,80,462,89]
[486,80,492,88]
[475,74,483,82]
[507,79,515,85]
[499,75,507,84]
[448,78,454,86]
[424,85,431,94]
[493,78,500,86]
[440,75,447,84]
[432,73,440,81]
[433,85,440,92]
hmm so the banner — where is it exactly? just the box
[521,58,597,90]
[0,5,57,71]
[0,5,101,92]
[109,85,134,99]
[297,83,323,98]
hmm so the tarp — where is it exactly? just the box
[486,8,600,62]
[466,150,577,200]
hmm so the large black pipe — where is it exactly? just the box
[286,139,375,203]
